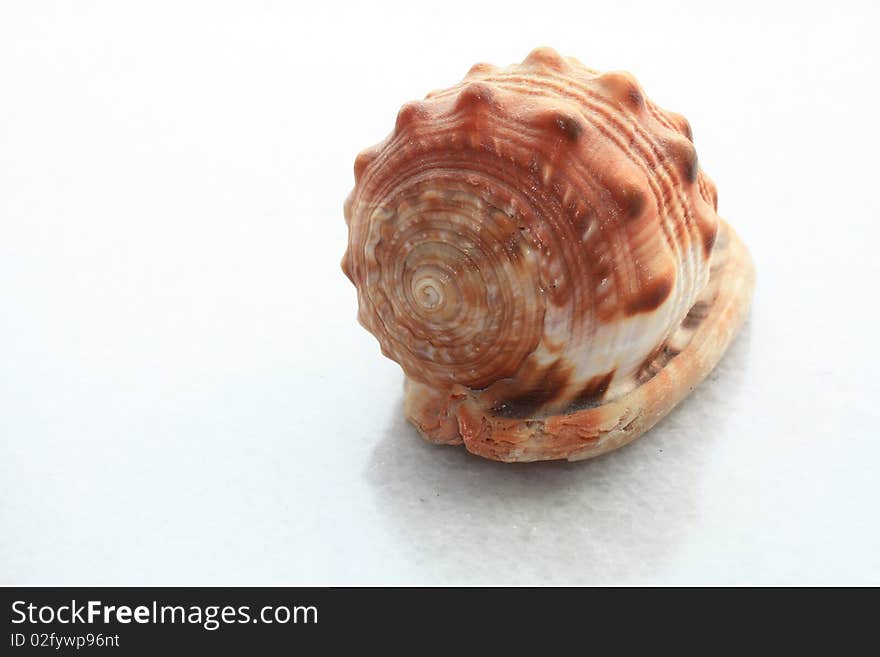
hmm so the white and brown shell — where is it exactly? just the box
[343,47,754,462]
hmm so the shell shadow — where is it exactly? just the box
[365,321,753,584]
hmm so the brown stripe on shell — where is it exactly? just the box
[625,273,673,315]
[491,360,572,419]
[597,71,645,112]
[682,300,711,329]
[554,114,583,142]
[667,138,699,184]
[635,344,681,385]
[702,221,718,256]
[563,370,616,413]
[614,185,646,221]
[626,87,644,110]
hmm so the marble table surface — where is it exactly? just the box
[2,1,877,585]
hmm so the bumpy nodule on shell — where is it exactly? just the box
[343,47,722,422]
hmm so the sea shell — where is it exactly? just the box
[343,47,754,462]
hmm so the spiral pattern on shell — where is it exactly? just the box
[343,47,722,417]
[356,182,546,389]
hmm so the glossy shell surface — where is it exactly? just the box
[343,48,753,461]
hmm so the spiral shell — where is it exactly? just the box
[343,48,754,462]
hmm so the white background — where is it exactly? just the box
[1,1,878,585]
